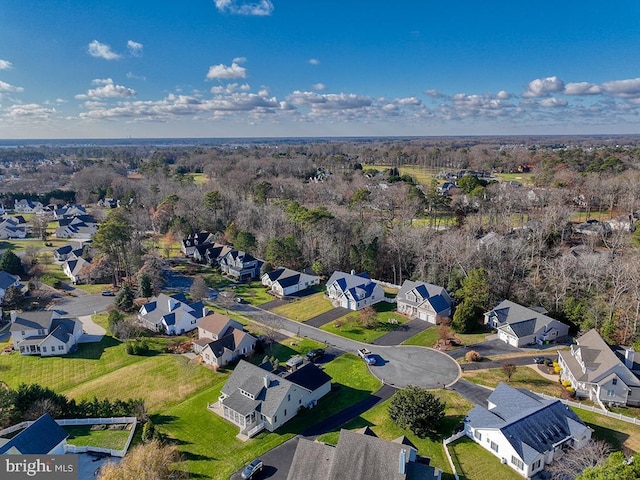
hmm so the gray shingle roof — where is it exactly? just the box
[10,311,55,331]
[397,280,452,315]
[0,413,68,454]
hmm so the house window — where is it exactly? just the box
[490,441,499,453]
[58,345,64,351]
[287,394,290,401]
[474,431,482,441]
[273,415,277,423]
[38,329,46,335]
[511,456,524,470]
[42,346,47,352]
[612,378,618,386]
[532,459,542,471]
[606,389,615,397]
[284,409,287,416]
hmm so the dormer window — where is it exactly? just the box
[239,389,255,400]
[612,378,617,386]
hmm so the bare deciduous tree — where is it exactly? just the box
[547,439,612,480]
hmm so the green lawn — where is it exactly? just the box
[494,172,534,185]
[403,327,489,350]
[271,292,334,322]
[449,436,525,480]
[250,336,326,366]
[574,408,640,453]
[317,389,472,478]
[64,424,131,450]
[462,366,565,398]
[321,303,410,343]
[159,353,382,479]
[232,282,275,306]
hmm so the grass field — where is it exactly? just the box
[232,282,275,306]
[317,389,472,479]
[402,326,489,350]
[449,436,525,480]
[574,408,640,453]
[159,353,382,479]
[375,165,439,187]
[64,424,131,450]
[271,292,334,322]
[494,172,534,185]
[321,303,410,343]
[462,365,565,398]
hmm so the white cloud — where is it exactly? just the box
[601,78,640,98]
[4,103,55,120]
[564,82,601,95]
[87,40,121,60]
[75,78,136,99]
[127,40,143,56]
[424,89,444,98]
[0,60,12,70]
[287,91,373,110]
[538,97,568,108]
[206,62,247,80]
[232,57,247,64]
[214,0,274,16]
[496,90,511,99]
[523,76,565,98]
[0,80,24,92]
[308,58,320,65]
[312,83,326,91]
[126,72,147,81]
[210,83,251,94]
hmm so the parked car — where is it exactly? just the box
[241,459,263,479]
[306,348,325,362]
[533,356,551,364]
[101,291,115,296]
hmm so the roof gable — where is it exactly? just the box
[0,414,68,454]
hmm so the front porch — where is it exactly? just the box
[207,401,265,442]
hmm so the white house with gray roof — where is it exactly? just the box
[261,267,320,297]
[214,359,331,437]
[9,311,82,357]
[465,383,591,478]
[484,300,569,347]
[286,428,442,480]
[138,293,208,335]
[0,271,24,302]
[192,312,257,368]
[558,329,640,407]
[396,280,452,324]
[326,271,385,311]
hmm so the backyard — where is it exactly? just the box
[64,424,132,450]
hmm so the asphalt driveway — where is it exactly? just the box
[448,338,521,359]
[371,319,431,346]
[449,379,493,405]
[305,307,349,328]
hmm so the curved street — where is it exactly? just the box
[233,303,461,389]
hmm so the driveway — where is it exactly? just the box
[49,292,115,317]
[305,307,349,328]
[77,314,106,343]
[450,379,493,405]
[371,319,431,346]
[232,304,461,390]
[448,338,521,359]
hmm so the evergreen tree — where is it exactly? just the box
[0,250,24,276]
[388,386,445,439]
[115,283,135,312]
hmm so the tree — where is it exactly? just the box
[93,209,135,285]
[2,285,23,309]
[266,236,303,269]
[138,272,153,298]
[115,283,135,312]
[501,362,517,382]
[357,306,378,328]
[97,440,187,480]
[189,276,208,302]
[0,250,24,276]
[388,386,445,438]
[234,230,256,252]
[577,451,640,480]
[452,300,479,333]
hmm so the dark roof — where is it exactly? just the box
[285,363,332,391]
[0,414,68,454]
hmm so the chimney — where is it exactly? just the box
[398,449,407,474]
[263,375,270,389]
[10,310,17,323]
[350,269,356,276]
[625,347,635,369]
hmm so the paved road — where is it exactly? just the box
[48,291,115,317]
[448,338,521,359]
[460,354,559,372]
[371,319,431,346]
[233,304,461,390]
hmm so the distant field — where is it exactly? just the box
[376,164,439,187]
[494,172,534,185]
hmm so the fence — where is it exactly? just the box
[533,392,640,426]
[0,417,137,458]
[442,430,467,480]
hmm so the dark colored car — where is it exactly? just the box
[533,356,551,364]
[101,291,115,296]
[241,459,263,479]
[306,348,325,362]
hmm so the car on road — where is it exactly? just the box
[241,459,263,479]
[358,347,376,365]
[533,356,551,364]
[306,348,325,362]
[101,291,115,296]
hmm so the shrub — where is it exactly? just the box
[562,380,572,387]
[465,350,481,362]
[126,339,149,356]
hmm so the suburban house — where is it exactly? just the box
[464,383,592,478]
[0,216,27,239]
[213,359,331,437]
[396,280,453,324]
[53,204,87,220]
[192,312,257,368]
[138,293,208,335]
[484,300,569,347]
[0,271,24,302]
[219,250,263,281]
[53,242,86,263]
[62,256,91,284]
[55,215,98,240]
[180,231,216,257]
[326,271,385,311]
[558,329,640,407]
[14,199,44,214]
[286,428,442,480]
[0,413,68,455]
[261,267,320,297]
[10,310,83,356]
[202,243,233,266]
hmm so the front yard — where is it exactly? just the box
[320,302,410,343]
[271,291,334,321]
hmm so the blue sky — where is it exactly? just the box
[1,0,640,138]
